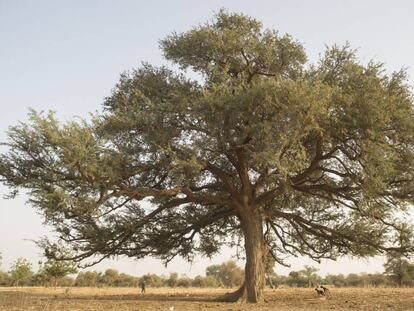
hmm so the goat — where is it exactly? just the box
[315,285,331,297]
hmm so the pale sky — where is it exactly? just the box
[1,0,414,277]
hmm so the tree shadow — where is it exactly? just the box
[47,293,219,303]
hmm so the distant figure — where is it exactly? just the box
[140,280,146,294]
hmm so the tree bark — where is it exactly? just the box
[240,206,266,303]
[216,283,246,302]
[215,204,266,303]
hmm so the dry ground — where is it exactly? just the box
[0,286,413,311]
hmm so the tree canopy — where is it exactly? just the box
[1,10,414,302]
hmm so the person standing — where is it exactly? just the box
[140,280,146,294]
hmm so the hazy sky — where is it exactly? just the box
[1,0,414,277]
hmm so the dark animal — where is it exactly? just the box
[315,285,330,297]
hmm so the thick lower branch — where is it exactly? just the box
[216,283,246,302]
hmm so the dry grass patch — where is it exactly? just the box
[0,287,413,310]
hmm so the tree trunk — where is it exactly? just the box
[216,283,245,302]
[240,206,266,303]
[215,205,266,303]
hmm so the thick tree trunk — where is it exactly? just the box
[240,206,266,303]
[215,205,266,303]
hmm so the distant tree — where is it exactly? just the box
[31,271,50,286]
[287,271,307,287]
[0,271,12,286]
[205,265,221,280]
[364,273,388,287]
[75,271,100,287]
[59,276,76,287]
[384,225,414,286]
[206,260,244,288]
[9,258,33,286]
[191,275,203,287]
[324,273,346,287]
[101,269,119,287]
[115,273,139,287]
[300,265,320,287]
[40,260,77,287]
[39,247,78,287]
[167,272,178,287]
[346,273,362,287]
[2,10,414,302]
[141,273,166,287]
[384,252,414,286]
[192,275,219,287]
[177,276,192,287]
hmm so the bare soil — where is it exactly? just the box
[0,286,413,310]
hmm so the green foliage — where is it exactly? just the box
[384,252,414,286]
[141,273,167,287]
[286,271,303,287]
[383,224,414,286]
[273,271,392,288]
[192,275,219,287]
[167,272,178,287]
[0,10,414,276]
[9,258,33,286]
[206,260,244,287]
[160,9,306,83]
[101,269,119,287]
[324,274,346,287]
[40,259,77,286]
[279,266,320,287]
[114,273,139,287]
[299,265,321,287]
[0,271,11,286]
[37,244,78,286]
[176,276,192,287]
[0,252,413,288]
[75,271,100,287]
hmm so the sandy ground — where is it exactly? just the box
[0,286,413,311]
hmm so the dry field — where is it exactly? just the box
[0,286,413,311]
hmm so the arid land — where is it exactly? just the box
[0,286,413,311]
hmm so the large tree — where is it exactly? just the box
[1,11,414,302]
